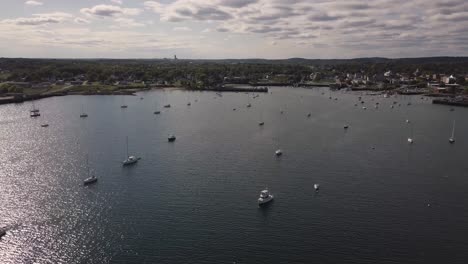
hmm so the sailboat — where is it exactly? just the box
[80,104,88,118]
[408,123,414,144]
[258,108,264,126]
[122,136,139,166]
[30,101,40,117]
[83,155,97,185]
[154,101,161,114]
[449,120,456,144]
[120,97,128,108]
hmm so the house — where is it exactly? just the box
[442,75,456,84]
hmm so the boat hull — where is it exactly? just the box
[84,178,98,185]
[258,195,274,205]
[123,158,138,166]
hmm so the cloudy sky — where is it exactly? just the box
[0,0,466,59]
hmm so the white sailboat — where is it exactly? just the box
[449,120,456,144]
[408,123,414,144]
[83,155,97,185]
[80,104,88,118]
[154,101,161,114]
[30,101,40,117]
[258,108,264,126]
[120,97,128,108]
[123,136,139,166]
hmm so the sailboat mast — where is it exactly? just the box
[86,155,90,177]
[452,120,456,138]
[126,136,129,157]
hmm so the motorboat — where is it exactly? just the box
[30,112,41,117]
[408,138,413,144]
[168,134,176,142]
[314,184,320,191]
[247,103,251,108]
[164,104,171,108]
[121,105,128,108]
[275,149,282,156]
[258,189,274,205]
[344,124,349,129]
[258,122,264,126]
[154,111,161,114]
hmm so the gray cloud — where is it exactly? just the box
[308,13,344,21]
[218,0,258,8]
[80,4,141,17]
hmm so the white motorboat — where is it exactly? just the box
[314,184,320,191]
[344,124,349,129]
[258,189,274,205]
[408,138,413,144]
[275,149,282,156]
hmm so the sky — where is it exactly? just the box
[0,0,467,59]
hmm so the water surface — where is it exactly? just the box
[1,87,467,263]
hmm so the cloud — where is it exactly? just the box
[173,26,192,31]
[80,5,141,17]
[2,0,468,58]
[1,12,73,26]
[112,17,145,28]
[74,17,91,24]
[218,0,258,8]
[25,1,43,6]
